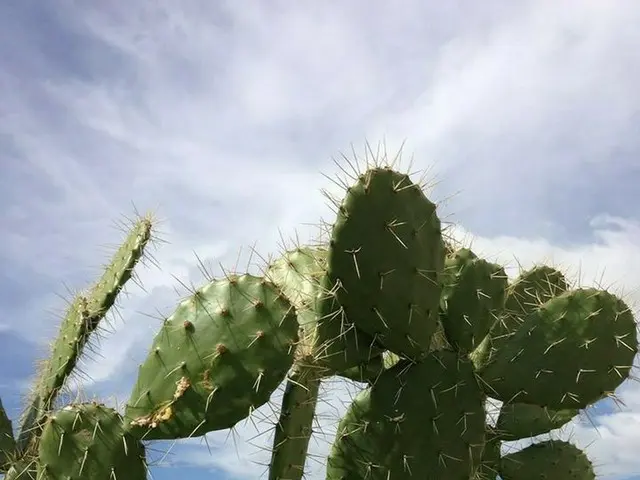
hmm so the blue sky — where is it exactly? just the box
[1,1,640,479]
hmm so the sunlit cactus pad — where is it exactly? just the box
[125,274,299,440]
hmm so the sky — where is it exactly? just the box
[1,0,640,479]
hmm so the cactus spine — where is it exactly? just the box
[0,150,636,479]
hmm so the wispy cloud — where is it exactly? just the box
[1,1,639,479]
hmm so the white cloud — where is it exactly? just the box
[2,0,640,479]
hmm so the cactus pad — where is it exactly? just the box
[266,246,380,374]
[125,274,299,440]
[499,440,595,480]
[326,350,486,479]
[439,248,508,353]
[495,403,578,441]
[37,403,146,480]
[17,216,153,453]
[489,265,569,354]
[326,167,445,359]
[0,397,15,472]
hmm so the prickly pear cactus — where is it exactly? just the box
[500,440,596,480]
[3,154,637,480]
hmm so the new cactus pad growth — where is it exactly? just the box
[2,154,637,480]
[478,288,637,409]
[439,248,509,352]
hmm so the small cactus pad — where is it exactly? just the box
[326,351,486,479]
[0,397,16,471]
[125,274,299,440]
[326,167,445,359]
[499,440,595,480]
[439,248,508,353]
[479,288,638,409]
[489,266,569,355]
[266,246,381,373]
[37,403,146,480]
[495,403,578,441]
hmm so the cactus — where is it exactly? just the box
[37,403,146,479]
[326,351,486,479]
[0,400,15,472]
[325,167,446,359]
[125,273,299,440]
[2,153,637,480]
[14,215,153,458]
[2,215,155,479]
[499,440,596,480]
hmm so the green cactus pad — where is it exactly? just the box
[17,216,153,453]
[125,274,299,440]
[337,354,385,384]
[479,288,638,409]
[326,350,486,479]
[475,427,501,480]
[0,397,16,472]
[499,440,595,480]
[266,246,381,374]
[439,248,508,353]
[490,266,569,352]
[495,403,578,441]
[37,403,147,480]
[326,167,445,359]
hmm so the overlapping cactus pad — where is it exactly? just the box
[38,403,147,480]
[327,351,486,479]
[125,274,299,440]
[2,159,638,480]
[500,440,596,480]
[479,287,637,410]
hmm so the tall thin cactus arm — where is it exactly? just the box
[3,214,155,478]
